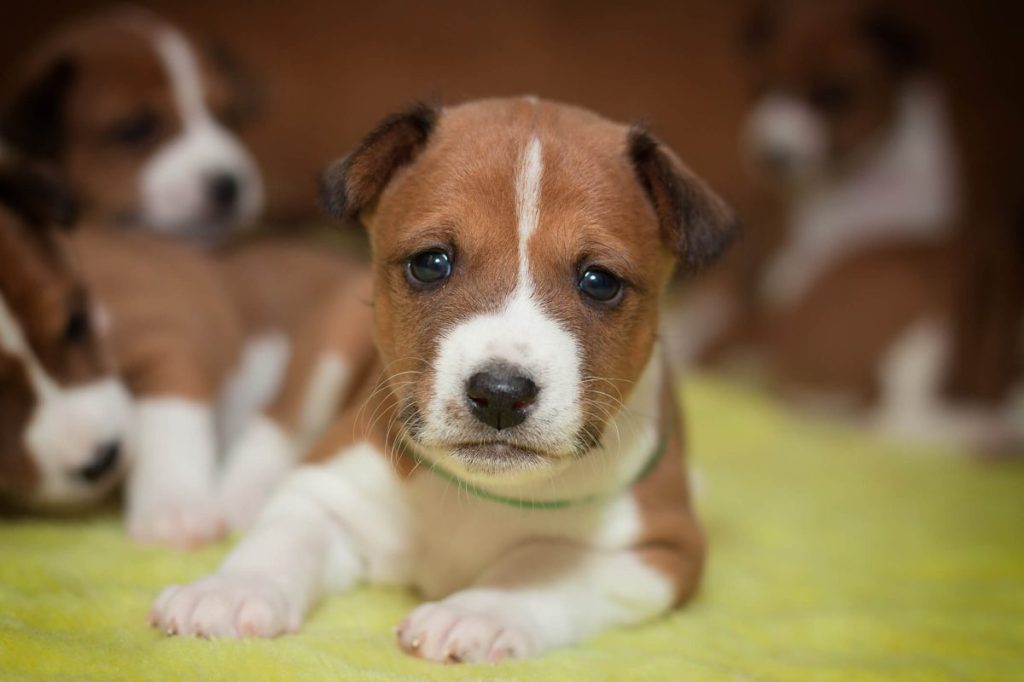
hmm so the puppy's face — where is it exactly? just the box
[740,2,924,185]
[1,14,263,244]
[0,169,132,506]
[322,100,736,481]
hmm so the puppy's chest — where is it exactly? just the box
[395,474,647,598]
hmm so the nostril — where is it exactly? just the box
[207,173,240,211]
[76,441,122,483]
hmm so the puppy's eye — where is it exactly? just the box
[107,111,161,148]
[406,249,452,287]
[808,79,856,115]
[578,267,622,304]
[62,308,91,345]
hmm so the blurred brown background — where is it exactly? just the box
[3,0,1020,227]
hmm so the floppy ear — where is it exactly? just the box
[0,166,78,230]
[0,56,77,161]
[628,127,740,272]
[318,102,438,223]
[862,10,926,75]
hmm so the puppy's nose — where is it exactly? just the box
[757,146,796,175]
[207,173,240,212]
[75,441,121,483]
[465,365,539,431]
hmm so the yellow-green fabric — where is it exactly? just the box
[1,377,1022,681]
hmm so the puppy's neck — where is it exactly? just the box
[766,80,960,305]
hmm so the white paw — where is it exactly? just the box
[219,419,295,530]
[149,573,297,638]
[397,601,536,664]
[128,493,225,549]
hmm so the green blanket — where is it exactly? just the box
[2,378,1022,681]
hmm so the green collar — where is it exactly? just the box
[405,429,668,511]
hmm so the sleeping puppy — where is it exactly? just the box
[0,7,263,246]
[0,164,132,508]
[150,98,738,662]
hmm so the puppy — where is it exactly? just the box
[150,98,737,661]
[0,163,132,507]
[0,8,263,245]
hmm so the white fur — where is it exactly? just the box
[0,291,133,504]
[760,81,959,306]
[874,319,1023,450]
[139,27,263,236]
[127,398,223,547]
[744,94,828,182]
[219,416,296,530]
[422,135,584,474]
[219,333,290,446]
[296,354,350,452]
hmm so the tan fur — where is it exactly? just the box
[70,226,243,400]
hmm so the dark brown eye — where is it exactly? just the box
[808,79,856,115]
[578,267,623,305]
[406,249,453,288]
[106,110,161,148]
[62,307,91,345]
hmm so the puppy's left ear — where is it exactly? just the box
[628,127,740,272]
[0,56,77,161]
[319,102,439,223]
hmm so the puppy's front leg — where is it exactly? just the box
[127,398,223,548]
[398,542,689,663]
[152,440,406,638]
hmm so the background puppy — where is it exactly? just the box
[0,7,263,245]
[150,97,736,662]
[0,164,132,508]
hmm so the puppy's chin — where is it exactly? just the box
[448,442,555,477]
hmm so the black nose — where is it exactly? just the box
[465,365,539,431]
[207,173,240,212]
[76,441,121,483]
[757,147,796,175]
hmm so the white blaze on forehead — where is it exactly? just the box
[421,134,584,460]
[153,27,208,124]
[516,136,544,284]
[0,289,59,399]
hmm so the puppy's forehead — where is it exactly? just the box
[376,99,660,259]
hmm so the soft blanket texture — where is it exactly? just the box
[1,377,1022,681]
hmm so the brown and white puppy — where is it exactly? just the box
[670,2,1022,448]
[0,8,263,246]
[0,164,132,507]
[150,98,737,662]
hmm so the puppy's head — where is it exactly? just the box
[0,165,133,507]
[740,1,925,185]
[321,99,736,481]
[0,9,263,245]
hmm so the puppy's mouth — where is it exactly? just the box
[446,441,553,475]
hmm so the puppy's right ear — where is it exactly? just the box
[0,166,78,230]
[0,56,77,161]
[318,102,438,222]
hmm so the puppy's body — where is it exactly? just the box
[151,98,735,661]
